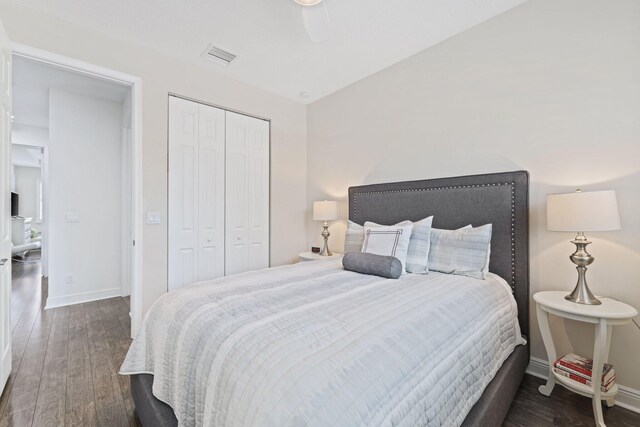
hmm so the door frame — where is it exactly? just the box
[12,43,144,338]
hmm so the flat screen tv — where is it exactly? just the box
[11,192,18,217]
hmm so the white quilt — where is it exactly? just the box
[120,259,525,427]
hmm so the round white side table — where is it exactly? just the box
[298,252,342,262]
[534,291,638,427]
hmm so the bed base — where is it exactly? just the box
[461,342,529,426]
[130,342,528,427]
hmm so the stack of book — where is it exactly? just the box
[553,353,616,392]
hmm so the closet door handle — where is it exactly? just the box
[0,258,7,266]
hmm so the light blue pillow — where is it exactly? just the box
[428,224,492,279]
[344,220,365,253]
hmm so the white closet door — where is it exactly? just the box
[169,97,199,290]
[197,103,225,281]
[169,97,226,291]
[225,111,269,275]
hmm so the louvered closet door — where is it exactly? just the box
[225,111,269,275]
[168,97,225,291]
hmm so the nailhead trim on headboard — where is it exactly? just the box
[353,182,517,292]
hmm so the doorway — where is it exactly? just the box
[10,143,44,268]
[10,46,143,338]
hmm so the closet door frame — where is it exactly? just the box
[167,93,271,291]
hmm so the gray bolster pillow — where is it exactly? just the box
[342,252,403,279]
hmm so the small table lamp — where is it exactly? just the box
[546,190,621,305]
[313,200,338,256]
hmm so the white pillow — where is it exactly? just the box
[362,223,414,272]
[365,216,433,274]
[428,224,492,279]
[344,220,365,253]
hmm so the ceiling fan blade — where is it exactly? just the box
[302,2,331,43]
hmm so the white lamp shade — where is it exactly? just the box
[313,200,338,221]
[546,190,621,232]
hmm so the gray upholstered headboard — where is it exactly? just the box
[348,170,530,337]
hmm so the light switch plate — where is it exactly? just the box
[147,212,161,224]
[65,212,80,223]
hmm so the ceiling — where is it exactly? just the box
[9,0,527,104]
[12,55,130,128]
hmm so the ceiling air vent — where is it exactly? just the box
[202,44,237,66]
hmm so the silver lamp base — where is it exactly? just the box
[319,221,332,256]
[565,232,601,305]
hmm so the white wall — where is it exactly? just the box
[13,165,41,231]
[11,123,48,147]
[46,88,123,307]
[0,1,308,320]
[307,0,640,393]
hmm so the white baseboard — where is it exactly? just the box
[45,287,122,309]
[525,356,550,379]
[527,356,640,414]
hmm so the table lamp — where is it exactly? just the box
[546,190,621,305]
[313,200,338,256]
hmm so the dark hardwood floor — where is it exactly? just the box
[504,375,640,426]
[1,252,639,426]
[0,253,139,426]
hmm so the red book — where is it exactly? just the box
[556,353,612,380]
[554,360,615,383]
[553,367,615,392]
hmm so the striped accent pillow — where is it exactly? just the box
[428,224,492,279]
[344,220,365,253]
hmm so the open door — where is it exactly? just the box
[0,17,11,393]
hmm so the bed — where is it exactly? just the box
[122,170,530,427]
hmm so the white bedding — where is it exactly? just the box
[120,259,525,427]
